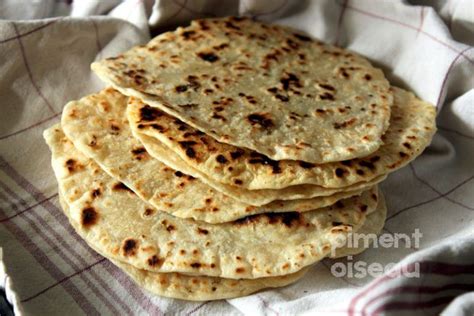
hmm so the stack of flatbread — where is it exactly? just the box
[43,17,436,301]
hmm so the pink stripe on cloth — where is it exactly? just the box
[386,174,474,221]
[334,0,348,46]
[372,295,458,314]
[21,258,107,303]
[0,157,165,314]
[12,22,56,113]
[0,183,123,314]
[0,112,60,140]
[435,46,473,109]
[0,193,58,223]
[0,166,131,313]
[362,283,474,314]
[0,192,98,314]
[348,261,474,315]
[102,260,164,316]
[0,19,59,44]
[438,126,474,140]
[409,164,474,210]
[343,3,474,64]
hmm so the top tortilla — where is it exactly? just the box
[91,16,392,163]
[127,87,437,190]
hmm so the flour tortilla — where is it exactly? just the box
[133,129,385,205]
[45,124,378,279]
[127,86,436,190]
[61,89,383,220]
[92,16,392,163]
[58,195,308,301]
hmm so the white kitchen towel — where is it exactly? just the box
[0,0,473,315]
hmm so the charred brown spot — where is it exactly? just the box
[140,105,162,121]
[190,262,202,268]
[267,87,278,94]
[178,141,197,158]
[230,149,245,160]
[275,94,289,102]
[403,142,412,149]
[89,135,97,147]
[147,255,162,267]
[65,159,77,172]
[319,83,336,91]
[211,113,226,121]
[216,154,228,164]
[356,169,365,175]
[185,148,196,158]
[370,156,381,163]
[372,193,378,201]
[175,85,188,93]
[91,188,101,198]
[234,179,243,185]
[112,182,133,193]
[299,161,315,168]
[225,21,240,30]
[81,207,98,228]
[235,212,302,228]
[334,118,357,129]
[293,33,311,41]
[247,113,274,129]
[335,168,347,178]
[360,204,368,212]
[332,221,343,226]
[213,43,229,51]
[399,151,408,158]
[248,152,281,174]
[235,267,245,273]
[358,160,376,170]
[181,30,196,39]
[339,68,350,78]
[131,147,147,160]
[341,160,352,166]
[122,239,138,256]
[166,224,176,232]
[286,38,299,50]
[280,73,301,91]
[144,208,154,216]
[364,74,372,80]
[335,201,345,208]
[174,171,184,177]
[197,52,219,62]
[197,228,209,235]
[319,92,335,100]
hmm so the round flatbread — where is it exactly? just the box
[58,194,309,301]
[61,88,382,223]
[44,124,377,279]
[91,16,392,163]
[127,86,436,190]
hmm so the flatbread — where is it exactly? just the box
[130,123,385,206]
[61,88,383,220]
[127,87,436,190]
[58,194,308,301]
[44,124,378,279]
[91,16,392,163]
[127,86,436,190]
